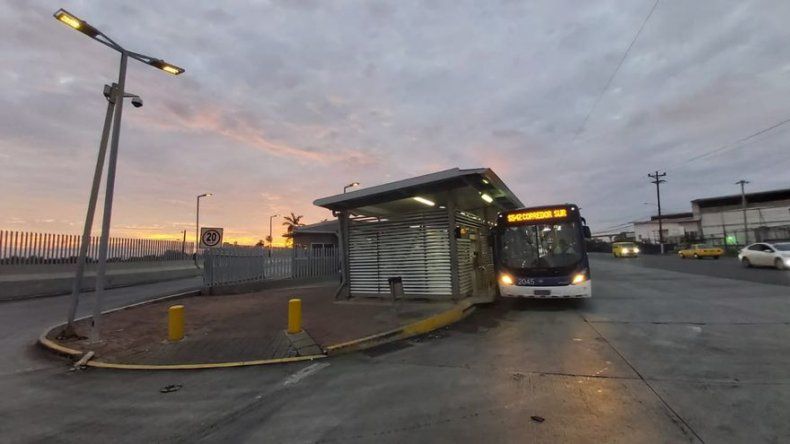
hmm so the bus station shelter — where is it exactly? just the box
[314,168,523,301]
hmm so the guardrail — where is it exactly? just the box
[0,230,194,265]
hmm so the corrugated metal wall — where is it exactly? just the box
[456,211,492,297]
[348,211,452,297]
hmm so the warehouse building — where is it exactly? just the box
[692,188,790,246]
[633,212,700,245]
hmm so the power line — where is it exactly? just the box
[583,115,790,211]
[572,0,661,141]
[672,116,790,168]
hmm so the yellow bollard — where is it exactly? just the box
[288,299,302,334]
[168,305,184,341]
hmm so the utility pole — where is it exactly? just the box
[648,171,667,253]
[735,180,750,245]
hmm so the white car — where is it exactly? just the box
[738,242,790,270]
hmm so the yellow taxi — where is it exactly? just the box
[678,244,724,260]
[612,241,640,258]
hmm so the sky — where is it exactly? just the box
[2,0,790,244]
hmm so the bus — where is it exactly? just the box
[493,204,592,298]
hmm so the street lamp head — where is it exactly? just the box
[130,96,143,108]
[198,193,212,198]
[149,59,185,75]
[54,9,99,38]
[349,182,360,187]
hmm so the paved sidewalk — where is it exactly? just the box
[51,281,453,365]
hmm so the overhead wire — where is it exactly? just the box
[572,0,661,142]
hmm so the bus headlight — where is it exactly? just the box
[621,248,629,254]
[571,272,587,285]
[633,248,640,253]
[500,273,514,285]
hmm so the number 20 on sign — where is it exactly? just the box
[200,227,223,248]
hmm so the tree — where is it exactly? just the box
[281,212,304,245]
[255,239,265,247]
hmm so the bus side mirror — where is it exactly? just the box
[583,226,592,239]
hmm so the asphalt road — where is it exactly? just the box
[2,259,789,443]
[0,276,202,377]
[592,251,790,287]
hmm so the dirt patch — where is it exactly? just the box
[53,283,452,365]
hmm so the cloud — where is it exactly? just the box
[3,0,790,240]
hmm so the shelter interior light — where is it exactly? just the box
[413,196,435,207]
[481,193,494,203]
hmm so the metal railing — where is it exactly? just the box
[0,230,193,265]
[293,247,341,279]
[203,246,339,287]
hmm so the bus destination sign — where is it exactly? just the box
[506,208,568,223]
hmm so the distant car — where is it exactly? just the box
[678,244,724,259]
[738,242,790,270]
[612,242,639,258]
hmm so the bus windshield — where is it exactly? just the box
[499,221,582,269]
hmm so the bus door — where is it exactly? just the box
[472,227,496,301]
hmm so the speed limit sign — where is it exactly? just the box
[200,227,223,248]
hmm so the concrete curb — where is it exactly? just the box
[324,298,477,355]
[38,293,478,371]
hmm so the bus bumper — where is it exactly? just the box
[499,281,591,299]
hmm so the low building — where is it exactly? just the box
[313,168,522,301]
[692,188,790,246]
[292,220,339,255]
[633,212,700,245]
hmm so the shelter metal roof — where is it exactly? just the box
[313,168,523,217]
[293,220,339,235]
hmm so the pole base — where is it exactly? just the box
[56,324,88,341]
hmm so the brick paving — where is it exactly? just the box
[53,281,451,365]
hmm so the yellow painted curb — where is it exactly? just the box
[325,298,476,355]
[38,332,83,358]
[85,354,327,370]
[38,323,329,370]
[38,293,479,370]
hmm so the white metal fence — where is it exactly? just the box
[203,246,339,287]
[0,230,193,265]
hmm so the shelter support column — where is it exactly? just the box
[335,210,351,300]
[447,198,460,300]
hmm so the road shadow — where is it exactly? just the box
[450,297,586,334]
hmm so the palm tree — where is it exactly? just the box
[281,212,304,245]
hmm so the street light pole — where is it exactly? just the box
[736,180,750,245]
[196,193,212,258]
[269,214,279,257]
[63,86,116,336]
[343,182,360,193]
[90,52,128,341]
[53,9,185,340]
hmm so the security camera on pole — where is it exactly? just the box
[53,9,185,341]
